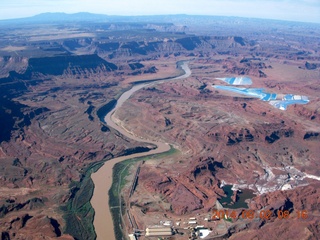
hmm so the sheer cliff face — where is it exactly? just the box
[0,35,252,153]
[93,36,248,59]
[0,52,152,238]
[0,33,208,239]
[0,56,28,77]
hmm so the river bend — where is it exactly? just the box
[90,62,191,240]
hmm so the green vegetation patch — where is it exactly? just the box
[61,161,104,240]
[109,146,178,239]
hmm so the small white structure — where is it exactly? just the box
[188,220,197,224]
[128,234,137,240]
[160,220,172,226]
[195,225,205,229]
[281,183,292,190]
[198,229,212,239]
[145,227,173,237]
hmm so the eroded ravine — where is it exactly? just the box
[90,61,191,240]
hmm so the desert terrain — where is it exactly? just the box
[116,58,320,239]
[0,13,319,240]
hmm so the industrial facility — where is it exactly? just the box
[145,227,173,237]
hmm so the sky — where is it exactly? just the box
[1,0,320,23]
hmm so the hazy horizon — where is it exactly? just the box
[1,0,319,24]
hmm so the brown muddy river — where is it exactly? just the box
[90,61,191,240]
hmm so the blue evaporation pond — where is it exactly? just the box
[213,81,309,111]
[261,93,277,101]
[269,99,309,110]
[213,85,277,100]
[283,94,309,101]
[216,77,252,85]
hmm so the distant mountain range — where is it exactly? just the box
[1,12,319,26]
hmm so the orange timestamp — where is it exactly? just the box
[211,209,308,221]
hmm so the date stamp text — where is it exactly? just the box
[212,209,308,221]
